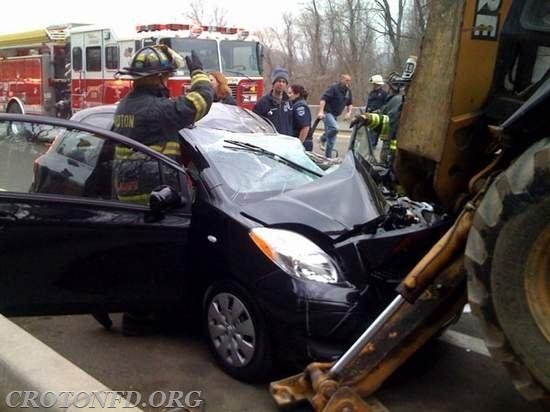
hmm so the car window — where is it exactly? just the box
[55,130,104,167]
[0,118,184,207]
[0,121,53,193]
[351,125,378,165]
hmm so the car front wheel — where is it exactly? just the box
[204,281,273,382]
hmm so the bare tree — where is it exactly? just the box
[252,0,428,102]
[211,7,228,27]
[185,0,228,26]
[295,0,339,101]
[265,13,299,76]
[255,28,288,92]
[186,0,205,24]
[329,0,375,101]
[371,0,406,70]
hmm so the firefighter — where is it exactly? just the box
[366,74,387,113]
[111,45,213,335]
[365,74,388,147]
[112,45,213,205]
[350,72,406,167]
[350,56,417,168]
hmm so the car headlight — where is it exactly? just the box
[249,227,340,283]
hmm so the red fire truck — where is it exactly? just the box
[0,23,264,118]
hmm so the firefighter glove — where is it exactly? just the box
[185,50,204,74]
[155,45,185,69]
[349,113,369,128]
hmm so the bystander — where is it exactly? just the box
[317,74,353,158]
[253,67,293,135]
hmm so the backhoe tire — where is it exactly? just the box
[465,138,550,402]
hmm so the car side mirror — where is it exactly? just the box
[149,185,183,212]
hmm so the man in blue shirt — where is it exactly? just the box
[317,74,353,158]
[253,67,293,136]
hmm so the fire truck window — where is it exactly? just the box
[86,47,102,72]
[105,46,119,70]
[169,38,219,73]
[72,47,83,71]
[159,38,172,48]
[220,41,261,76]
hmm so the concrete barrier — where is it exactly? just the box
[0,315,142,411]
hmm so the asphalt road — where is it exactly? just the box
[10,309,545,412]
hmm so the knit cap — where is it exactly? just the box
[271,67,289,84]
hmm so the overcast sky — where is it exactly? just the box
[0,0,304,35]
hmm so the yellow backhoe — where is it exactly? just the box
[270,0,550,410]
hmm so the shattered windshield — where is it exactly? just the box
[186,130,324,199]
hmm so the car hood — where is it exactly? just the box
[240,153,387,237]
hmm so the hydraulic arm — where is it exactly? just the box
[270,203,477,412]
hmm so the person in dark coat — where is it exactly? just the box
[288,84,312,151]
[252,67,293,135]
[113,45,213,162]
[111,45,213,335]
[365,74,388,147]
[350,73,405,166]
[209,71,237,105]
[317,74,353,158]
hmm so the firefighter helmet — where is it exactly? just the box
[115,46,177,80]
[369,74,385,86]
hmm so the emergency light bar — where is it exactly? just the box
[135,24,245,35]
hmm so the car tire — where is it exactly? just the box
[465,138,550,401]
[203,281,273,383]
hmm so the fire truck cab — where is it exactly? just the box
[0,24,72,118]
[0,22,264,119]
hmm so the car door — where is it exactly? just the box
[0,113,192,316]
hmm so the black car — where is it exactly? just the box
[0,104,448,382]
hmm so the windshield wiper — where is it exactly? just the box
[225,70,252,80]
[223,140,323,177]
